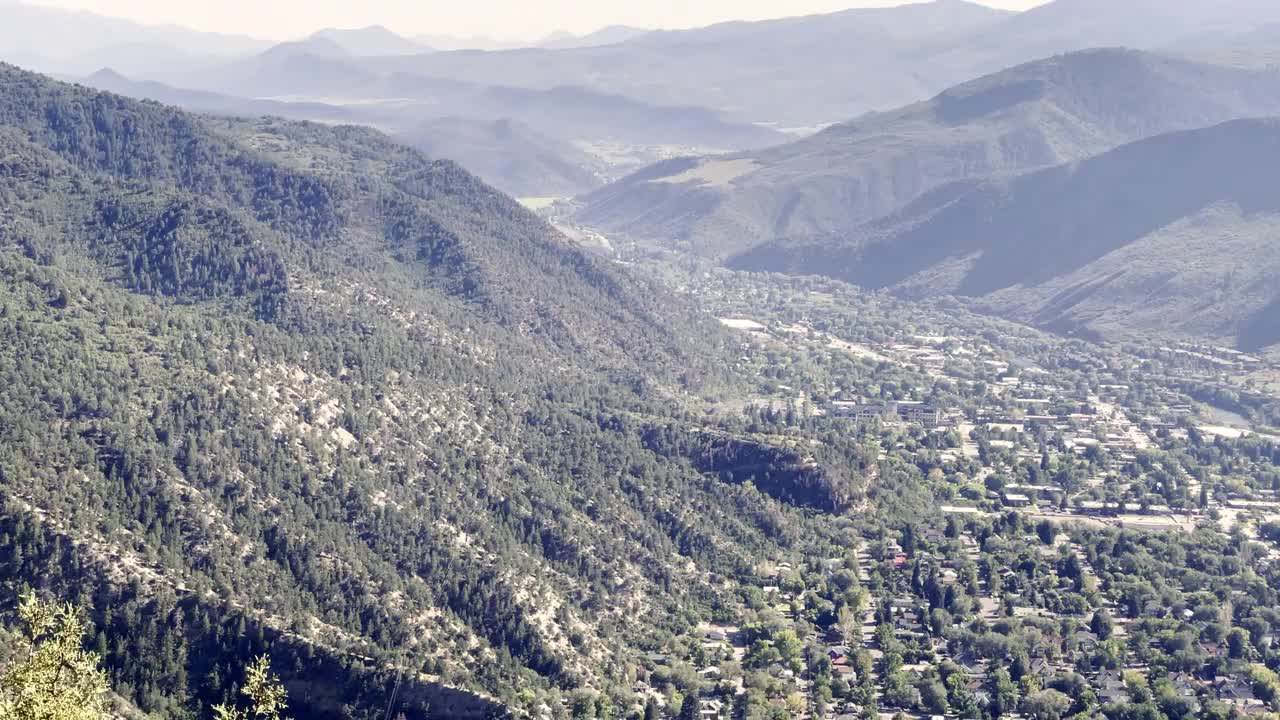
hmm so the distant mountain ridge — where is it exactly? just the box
[71,65,782,197]
[927,0,1280,89]
[538,25,650,49]
[310,25,431,56]
[260,36,351,60]
[9,0,1280,129]
[731,118,1280,350]
[1171,21,1280,67]
[346,0,1013,126]
[0,0,269,75]
[396,116,608,197]
[323,0,1280,127]
[78,67,359,123]
[574,49,1280,259]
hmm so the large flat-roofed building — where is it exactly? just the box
[830,401,943,427]
[831,401,895,423]
[897,402,942,427]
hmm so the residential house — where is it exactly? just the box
[1003,492,1034,508]
[1170,673,1202,709]
[1071,630,1101,653]
[1097,670,1128,705]
[1217,677,1261,709]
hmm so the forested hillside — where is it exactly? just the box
[0,64,870,718]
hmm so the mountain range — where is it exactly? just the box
[72,65,780,198]
[326,0,1280,127]
[574,49,1280,259]
[731,117,1280,350]
[10,0,1280,207]
[9,0,1280,130]
[350,0,1014,127]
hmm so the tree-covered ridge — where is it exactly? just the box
[0,61,729,383]
[0,65,865,718]
[0,67,344,244]
[87,194,289,311]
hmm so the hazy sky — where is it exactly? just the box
[25,0,1049,41]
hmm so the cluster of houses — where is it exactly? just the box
[627,520,1280,720]
[685,308,1280,719]
[895,555,1275,719]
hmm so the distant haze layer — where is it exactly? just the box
[21,0,1049,41]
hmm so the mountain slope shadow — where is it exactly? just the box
[1239,294,1280,352]
[814,118,1280,295]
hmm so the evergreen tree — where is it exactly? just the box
[212,657,289,720]
[677,694,699,720]
[0,591,110,720]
